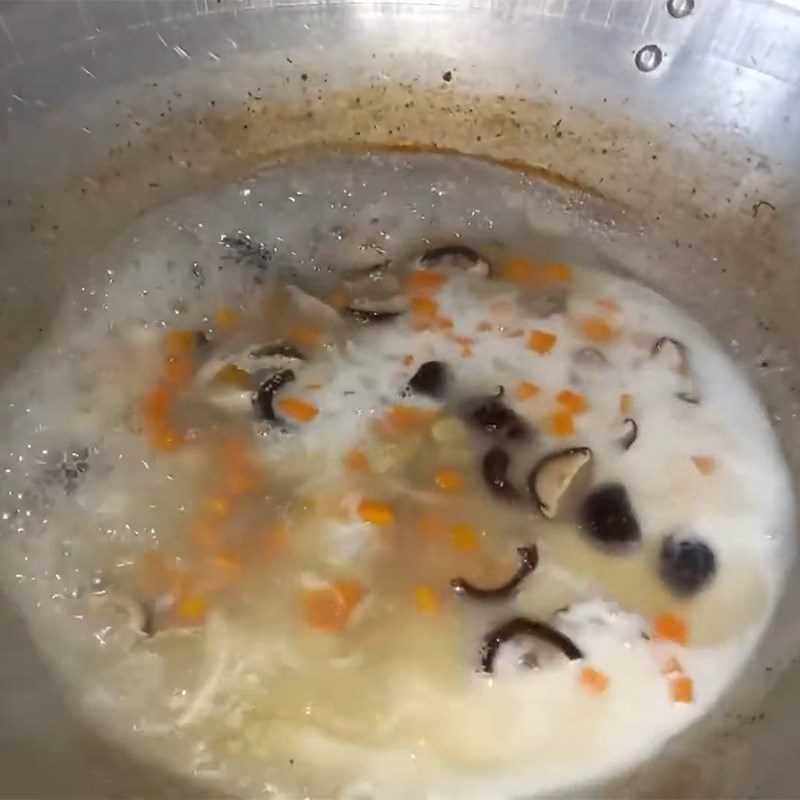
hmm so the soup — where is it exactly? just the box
[1,154,793,799]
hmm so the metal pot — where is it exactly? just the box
[0,0,798,796]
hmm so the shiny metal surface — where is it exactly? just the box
[1,0,799,797]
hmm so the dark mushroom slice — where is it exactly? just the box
[467,393,532,442]
[659,534,717,595]
[651,337,689,373]
[452,544,538,600]
[346,307,404,324]
[417,244,491,277]
[480,616,583,673]
[675,391,701,405]
[407,360,449,398]
[618,418,639,451]
[252,369,296,422]
[482,446,520,501]
[528,447,592,519]
[249,342,306,361]
[580,483,641,548]
[651,336,701,404]
[86,592,155,638]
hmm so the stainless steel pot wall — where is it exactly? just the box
[1,1,799,797]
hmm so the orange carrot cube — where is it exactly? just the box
[654,613,689,645]
[358,499,395,527]
[556,389,589,414]
[528,329,558,354]
[550,410,576,438]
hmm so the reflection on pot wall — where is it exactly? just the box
[0,1,799,797]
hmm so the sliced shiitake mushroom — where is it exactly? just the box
[249,342,306,361]
[252,369,296,422]
[659,533,717,595]
[618,418,638,451]
[344,266,409,322]
[651,336,701,404]
[86,592,154,638]
[416,244,491,277]
[346,307,404,323]
[467,391,532,441]
[452,544,538,600]
[651,337,689,373]
[407,361,449,398]
[482,446,519,501]
[480,616,583,673]
[528,447,592,519]
[580,483,641,548]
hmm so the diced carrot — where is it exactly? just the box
[654,613,689,645]
[620,393,635,416]
[556,389,589,415]
[435,469,465,492]
[460,345,474,358]
[326,288,349,311]
[450,523,481,551]
[141,386,172,424]
[278,397,319,422]
[515,381,541,400]
[150,424,183,452]
[691,455,717,476]
[549,410,575,438]
[417,511,446,539]
[410,296,439,318]
[163,329,199,357]
[345,448,370,473]
[215,307,240,333]
[670,675,694,704]
[581,317,614,343]
[504,256,538,285]
[377,405,439,437]
[407,269,448,293]
[452,335,475,347]
[413,585,442,614]
[287,323,323,349]
[528,329,557,355]
[477,321,494,332]
[403,354,415,367]
[543,263,571,284]
[163,353,193,387]
[580,666,610,695]
[302,581,363,631]
[175,593,208,625]
[358,499,395,527]
[333,579,364,609]
[212,363,252,390]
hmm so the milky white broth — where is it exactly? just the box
[0,154,793,800]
